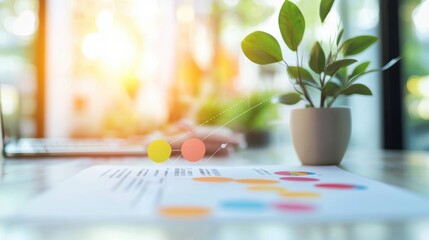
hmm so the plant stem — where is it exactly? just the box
[320,92,326,108]
[319,58,330,108]
[319,73,327,108]
[283,60,303,95]
[328,81,345,108]
[327,96,336,107]
[295,51,314,108]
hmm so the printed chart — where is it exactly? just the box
[19,165,429,222]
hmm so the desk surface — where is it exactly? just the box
[1,147,429,240]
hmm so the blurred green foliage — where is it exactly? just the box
[213,0,275,27]
[196,92,279,131]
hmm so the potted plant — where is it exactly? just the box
[241,0,399,165]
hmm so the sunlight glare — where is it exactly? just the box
[96,10,114,31]
[4,10,36,36]
[413,0,429,39]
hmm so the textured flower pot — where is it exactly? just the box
[290,107,351,165]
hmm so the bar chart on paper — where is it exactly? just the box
[19,165,429,222]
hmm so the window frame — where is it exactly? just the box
[380,0,404,149]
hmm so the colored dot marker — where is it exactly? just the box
[274,171,316,176]
[247,186,286,193]
[315,183,367,190]
[192,177,234,183]
[159,206,211,218]
[221,200,267,210]
[148,140,172,163]
[181,138,206,162]
[272,203,315,212]
[280,191,321,198]
[235,179,279,184]
[280,177,319,182]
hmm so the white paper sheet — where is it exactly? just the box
[18,165,429,222]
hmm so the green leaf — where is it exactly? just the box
[241,31,283,65]
[381,57,401,70]
[341,35,378,56]
[279,0,305,51]
[336,67,348,84]
[279,92,301,105]
[309,41,326,74]
[348,57,401,83]
[326,59,357,76]
[323,81,341,96]
[320,0,335,23]
[327,51,333,62]
[336,28,344,46]
[341,84,372,96]
[350,61,370,79]
[287,66,319,87]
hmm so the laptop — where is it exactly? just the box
[0,91,147,158]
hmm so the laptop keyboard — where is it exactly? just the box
[7,138,145,154]
[29,140,120,148]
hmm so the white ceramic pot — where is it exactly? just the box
[290,107,351,165]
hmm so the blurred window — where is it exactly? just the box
[400,0,429,150]
[0,0,382,151]
[0,0,38,137]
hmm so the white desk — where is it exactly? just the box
[1,147,429,240]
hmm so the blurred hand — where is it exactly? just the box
[169,125,243,157]
[144,120,243,158]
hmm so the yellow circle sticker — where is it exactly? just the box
[148,140,172,163]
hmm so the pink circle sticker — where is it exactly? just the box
[181,138,206,162]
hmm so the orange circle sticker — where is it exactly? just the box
[280,191,321,198]
[247,185,286,192]
[159,206,211,218]
[192,177,234,183]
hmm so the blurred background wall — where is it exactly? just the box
[0,0,428,150]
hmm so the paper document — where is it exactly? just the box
[19,165,429,222]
